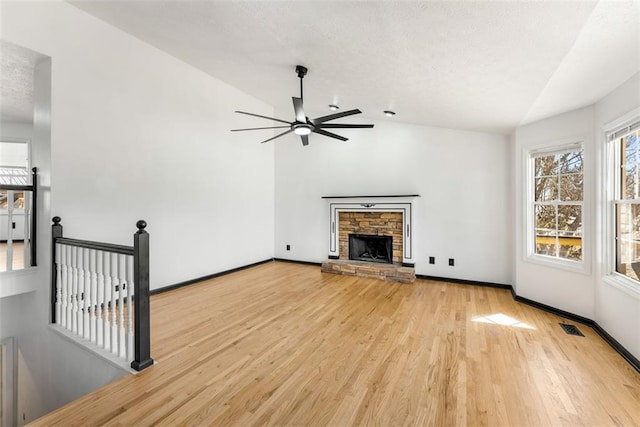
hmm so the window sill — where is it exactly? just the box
[0,267,39,298]
[602,274,640,301]
[524,254,590,275]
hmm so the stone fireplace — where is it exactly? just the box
[338,211,403,263]
[321,196,417,283]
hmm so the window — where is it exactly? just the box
[612,125,640,282]
[529,145,584,263]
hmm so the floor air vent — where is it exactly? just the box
[559,323,584,337]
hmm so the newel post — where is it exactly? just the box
[51,216,63,324]
[131,220,154,371]
[31,167,38,266]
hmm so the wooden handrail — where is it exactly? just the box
[55,238,134,255]
[0,184,34,191]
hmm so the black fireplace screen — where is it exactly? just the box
[348,234,393,264]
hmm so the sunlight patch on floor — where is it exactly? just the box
[472,313,536,330]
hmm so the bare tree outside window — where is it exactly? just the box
[532,149,583,261]
[615,130,640,281]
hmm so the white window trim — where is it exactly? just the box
[523,140,590,274]
[602,274,640,300]
[601,107,640,299]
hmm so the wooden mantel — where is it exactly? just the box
[321,194,420,199]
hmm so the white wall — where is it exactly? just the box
[274,118,512,285]
[2,1,275,290]
[593,72,640,359]
[0,122,33,147]
[513,107,596,318]
[1,1,276,422]
[1,56,126,427]
[0,123,31,167]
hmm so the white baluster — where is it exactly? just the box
[55,243,63,326]
[118,254,126,359]
[77,247,85,338]
[90,249,98,344]
[83,248,91,339]
[103,251,111,352]
[65,245,72,329]
[111,252,118,354]
[96,250,104,347]
[126,255,134,363]
[71,245,79,333]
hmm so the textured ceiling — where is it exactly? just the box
[68,0,640,134]
[0,40,44,124]
[5,1,640,133]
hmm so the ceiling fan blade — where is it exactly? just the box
[292,97,306,123]
[260,129,293,144]
[313,128,348,142]
[301,134,309,146]
[312,109,362,124]
[235,111,292,125]
[317,123,374,129]
[231,126,291,132]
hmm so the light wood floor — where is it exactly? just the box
[32,261,640,426]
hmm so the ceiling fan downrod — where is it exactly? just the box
[296,65,307,101]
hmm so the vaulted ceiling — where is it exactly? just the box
[3,1,639,133]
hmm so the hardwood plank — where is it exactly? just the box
[31,261,640,426]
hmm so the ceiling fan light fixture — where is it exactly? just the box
[293,124,312,135]
[384,110,396,117]
[329,104,339,111]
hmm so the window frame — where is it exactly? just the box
[524,141,589,273]
[602,107,640,298]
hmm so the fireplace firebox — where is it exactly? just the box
[348,234,393,264]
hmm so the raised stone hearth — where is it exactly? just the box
[321,259,415,283]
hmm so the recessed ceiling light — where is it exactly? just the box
[384,110,396,117]
[329,104,339,111]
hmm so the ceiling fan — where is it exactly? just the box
[232,65,374,146]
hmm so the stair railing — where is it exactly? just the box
[50,217,153,371]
